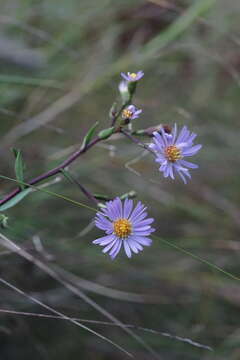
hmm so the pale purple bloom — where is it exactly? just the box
[121,71,144,82]
[93,197,155,259]
[122,105,142,120]
[149,124,202,184]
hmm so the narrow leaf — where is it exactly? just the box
[0,214,8,228]
[81,121,99,150]
[0,188,32,211]
[12,148,26,190]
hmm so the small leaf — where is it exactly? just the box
[0,188,32,211]
[93,193,111,201]
[0,214,8,228]
[12,148,26,190]
[98,127,115,140]
[81,121,99,150]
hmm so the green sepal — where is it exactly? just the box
[128,81,137,96]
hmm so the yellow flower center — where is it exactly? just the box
[114,218,132,238]
[165,145,182,162]
[122,109,133,119]
[130,72,137,79]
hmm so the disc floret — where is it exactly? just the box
[165,145,182,162]
[114,218,132,238]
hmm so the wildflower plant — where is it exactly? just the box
[2,66,234,357]
[0,70,201,259]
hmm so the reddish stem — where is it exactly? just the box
[0,136,101,206]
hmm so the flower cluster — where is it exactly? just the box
[93,71,202,259]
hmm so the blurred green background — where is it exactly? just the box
[0,0,240,359]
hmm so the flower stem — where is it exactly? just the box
[60,169,99,205]
[121,129,155,154]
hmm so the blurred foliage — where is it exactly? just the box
[0,0,240,359]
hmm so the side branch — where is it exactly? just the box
[0,136,102,206]
[121,129,155,155]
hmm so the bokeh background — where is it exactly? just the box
[0,0,240,359]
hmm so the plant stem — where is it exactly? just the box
[121,129,155,155]
[0,128,153,207]
[0,136,102,206]
[60,169,99,205]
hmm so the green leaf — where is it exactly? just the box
[81,121,99,150]
[93,193,111,201]
[0,188,32,211]
[98,127,115,140]
[0,214,8,228]
[12,148,26,190]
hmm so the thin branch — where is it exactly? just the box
[0,232,160,359]
[0,127,155,208]
[0,308,213,352]
[121,129,155,154]
[0,278,132,358]
[0,135,102,207]
[60,169,99,205]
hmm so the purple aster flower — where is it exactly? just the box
[121,71,144,82]
[149,124,202,184]
[122,105,142,120]
[93,197,155,259]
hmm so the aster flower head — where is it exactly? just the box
[122,105,142,120]
[93,197,155,259]
[121,71,144,82]
[149,124,202,184]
